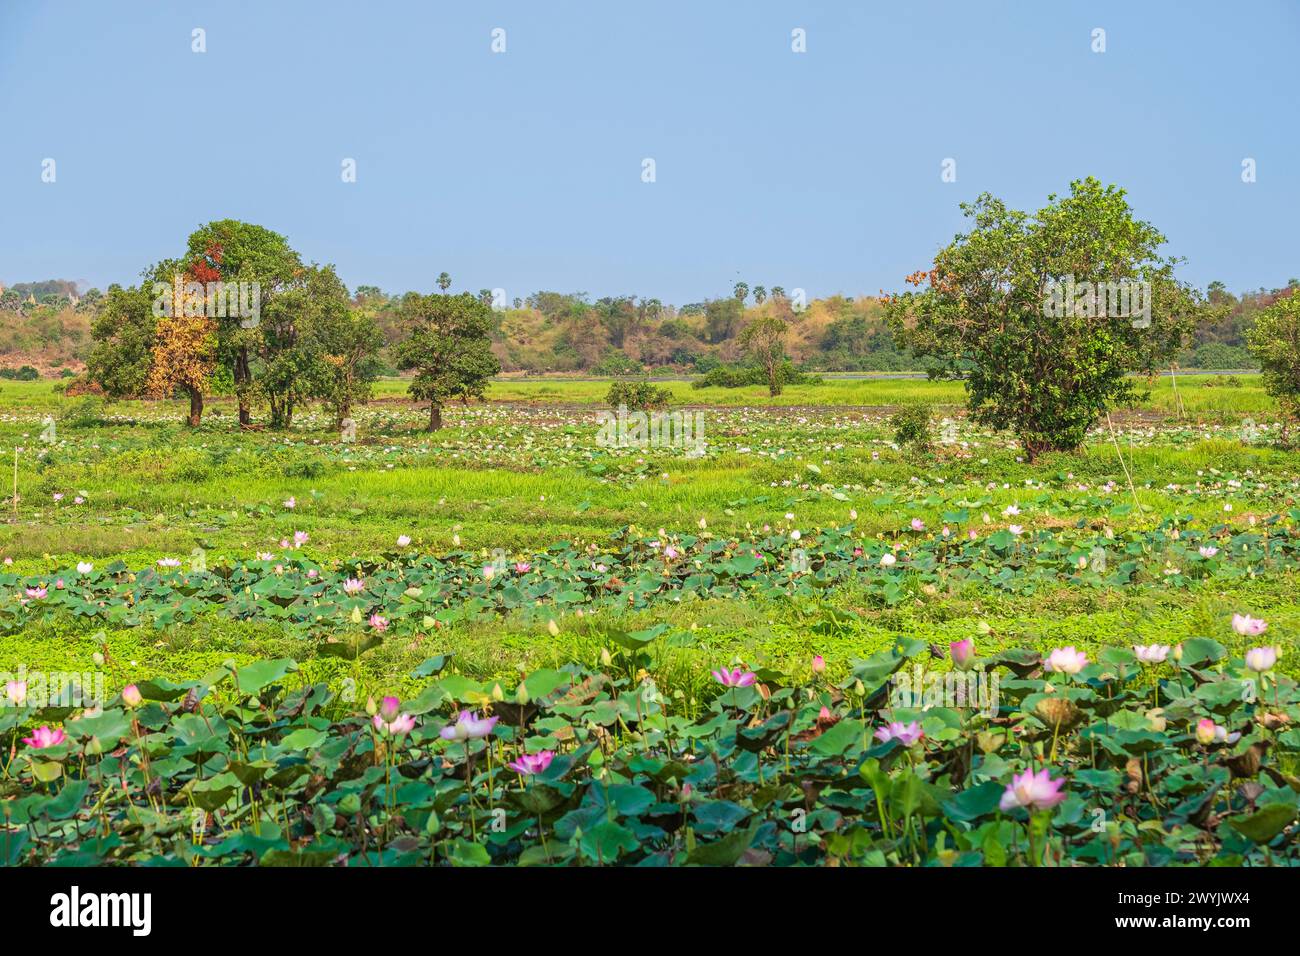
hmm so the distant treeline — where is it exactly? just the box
[2,276,1292,378]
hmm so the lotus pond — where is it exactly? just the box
[1,385,1298,865]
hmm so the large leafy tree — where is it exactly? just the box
[884,178,1201,459]
[394,292,500,431]
[313,299,385,428]
[256,265,354,428]
[86,284,158,398]
[181,220,303,426]
[145,276,218,426]
[739,314,788,396]
[1246,291,1300,443]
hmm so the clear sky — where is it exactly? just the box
[1,0,1296,304]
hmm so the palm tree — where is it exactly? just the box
[437,272,451,292]
[733,281,748,304]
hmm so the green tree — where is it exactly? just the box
[438,272,452,292]
[884,178,1201,460]
[257,265,353,428]
[394,292,500,431]
[739,315,789,397]
[752,285,767,305]
[86,284,157,398]
[1246,292,1300,442]
[314,298,384,427]
[181,220,304,426]
[705,298,743,344]
[733,281,749,304]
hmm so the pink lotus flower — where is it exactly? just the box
[5,680,27,706]
[1232,614,1267,637]
[368,613,388,632]
[910,518,925,532]
[379,695,401,722]
[1198,546,1218,558]
[1195,718,1240,746]
[122,684,143,708]
[157,558,181,568]
[25,586,46,599]
[396,535,411,547]
[373,711,416,736]
[711,667,757,687]
[342,578,364,595]
[507,750,556,775]
[1133,644,1170,664]
[23,726,66,749]
[1245,646,1279,673]
[283,496,296,509]
[875,721,924,747]
[999,768,1066,812]
[811,654,826,674]
[664,546,679,560]
[439,710,499,741]
[950,639,975,669]
[293,531,309,548]
[514,561,531,574]
[1045,646,1088,675]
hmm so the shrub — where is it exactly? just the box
[592,354,645,376]
[606,379,672,410]
[691,361,820,390]
[1247,292,1300,440]
[0,365,40,381]
[890,403,933,455]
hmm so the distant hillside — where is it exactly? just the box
[0,280,97,375]
[354,289,913,374]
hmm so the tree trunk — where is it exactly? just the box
[236,347,251,425]
[187,387,203,427]
[428,403,443,431]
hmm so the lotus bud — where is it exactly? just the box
[365,695,378,716]
[600,647,612,666]
[122,684,143,708]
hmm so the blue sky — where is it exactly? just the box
[1,0,1296,303]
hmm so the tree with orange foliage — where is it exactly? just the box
[145,275,218,426]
